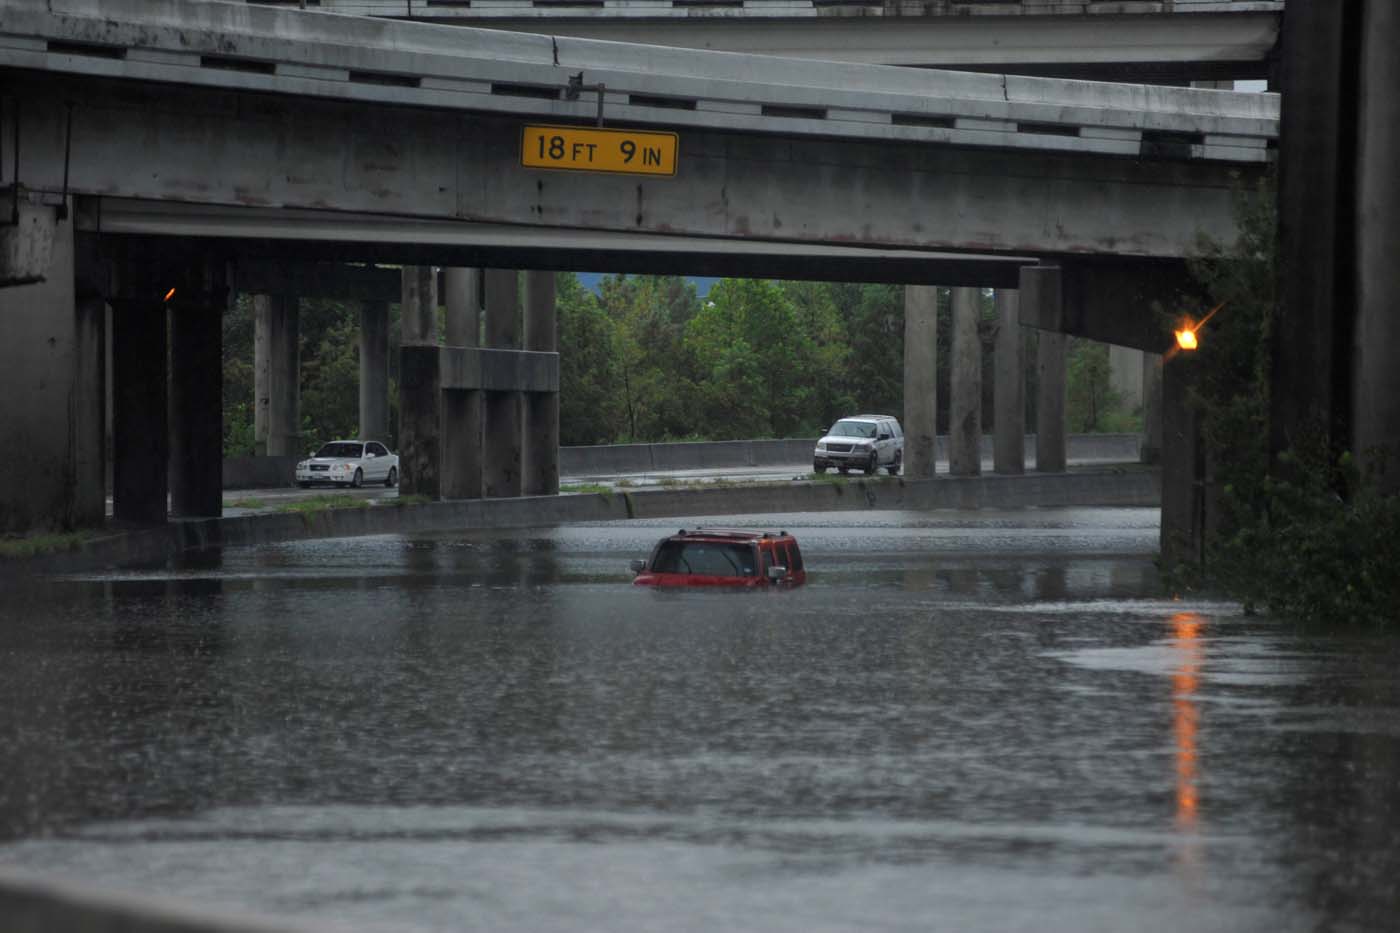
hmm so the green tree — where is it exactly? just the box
[598,274,700,441]
[686,279,816,438]
[827,283,904,418]
[779,280,854,432]
[557,272,622,445]
[1065,338,1120,432]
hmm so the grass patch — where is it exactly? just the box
[560,483,611,495]
[0,530,96,559]
[615,479,637,488]
[223,497,267,510]
[275,494,371,515]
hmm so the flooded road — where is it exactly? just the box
[2,509,1397,932]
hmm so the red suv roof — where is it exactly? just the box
[632,528,806,588]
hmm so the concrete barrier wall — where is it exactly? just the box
[223,436,1140,489]
[560,434,1140,476]
[27,468,1160,574]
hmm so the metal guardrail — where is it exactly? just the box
[0,0,1277,164]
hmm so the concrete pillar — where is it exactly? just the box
[1142,352,1164,465]
[168,261,226,518]
[1108,345,1145,410]
[253,295,300,457]
[993,289,1025,475]
[948,287,981,476]
[399,266,440,497]
[483,269,522,498]
[1035,331,1067,473]
[1353,0,1400,493]
[400,265,437,344]
[358,300,389,443]
[399,346,441,498]
[112,295,168,524]
[1272,0,1351,463]
[523,270,559,496]
[1160,355,1204,568]
[442,267,483,499]
[0,198,105,532]
[444,267,480,347]
[902,285,938,479]
[71,202,107,527]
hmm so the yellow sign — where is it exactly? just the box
[521,125,678,177]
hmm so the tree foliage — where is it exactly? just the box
[1178,177,1400,626]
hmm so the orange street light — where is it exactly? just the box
[1175,328,1199,351]
[163,287,177,302]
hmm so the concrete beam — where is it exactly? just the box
[234,260,399,302]
[439,347,559,394]
[88,206,1030,288]
[11,72,1259,260]
[434,8,1281,78]
[1019,261,1204,352]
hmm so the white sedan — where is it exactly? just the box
[295,440,399,489]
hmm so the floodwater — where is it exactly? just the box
[1,509,1397,932]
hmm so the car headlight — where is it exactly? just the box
[816,442,826,451]
[297,461,307,469]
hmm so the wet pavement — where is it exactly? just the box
[1,508,1397,932]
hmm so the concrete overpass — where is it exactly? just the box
[317,0,1284,83]
[0,0,1276,538]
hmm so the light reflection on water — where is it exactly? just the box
[0,510,1397,932]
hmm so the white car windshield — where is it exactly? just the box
[316,443,363,458]
[829,421,877,439]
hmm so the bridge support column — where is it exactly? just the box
[442,267,483,499]
[993,288,1025,475]
[483,269,523,498]
[112,293,168,525]
[1109,346,1145,411]
[1035,332,1067,473]
[902,285,939,479]
[949,287,982,476]
[253,295,300,457]
[1354,0,1400,492]
[1160,355,1204,567]
[1142,352,1164,465]
[523,271,559,496]
[359,300,390,444]
[169,259,226,518]
[399,266,440,498]
[0,198,105,533]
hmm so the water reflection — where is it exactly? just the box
[1170,611,1204,884]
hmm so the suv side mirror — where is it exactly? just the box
[767,565,788,582]
[629,559,647,574]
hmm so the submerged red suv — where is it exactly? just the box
[630,528,807,588]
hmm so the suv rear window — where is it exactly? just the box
[653,541,759,577]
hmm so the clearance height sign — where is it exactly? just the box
[521,125,678,177]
